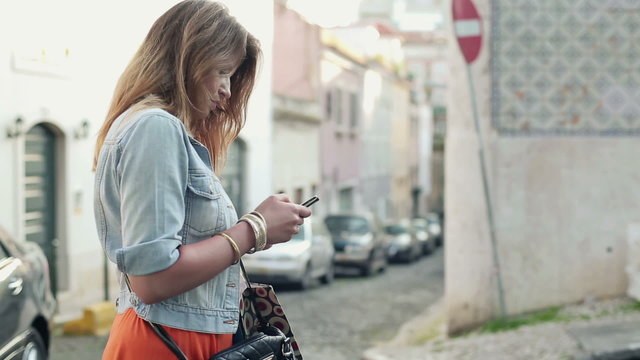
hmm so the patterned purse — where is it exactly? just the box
[237,261,303,360]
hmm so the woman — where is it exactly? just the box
[93,1,311,358]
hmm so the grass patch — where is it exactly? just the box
[475,306,571,334]
[619,301,640,313]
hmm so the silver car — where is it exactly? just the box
[411,218,435,255]
[325,213,388,276]
[242,217,335,289]
[385,219,422,263]
[0,226,56,360]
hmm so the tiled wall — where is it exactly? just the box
[491,0,640,135]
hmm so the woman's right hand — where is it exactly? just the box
[254,194,312,246]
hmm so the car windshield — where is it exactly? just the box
[291,225,305,241]
[412,223,427,231]
[384,225,408,235]
[325,216,370,235]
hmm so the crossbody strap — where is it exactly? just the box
[123,274,187,359]
[122,260,260,359]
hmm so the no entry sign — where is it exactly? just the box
[452,0,482,64]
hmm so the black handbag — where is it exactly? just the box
[145,320,294,360]
[124,261,298,360]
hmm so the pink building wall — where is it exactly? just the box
[272,2,320,100]
[319,47,364,212]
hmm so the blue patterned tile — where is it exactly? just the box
[492,0,640,135]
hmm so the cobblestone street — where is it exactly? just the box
[50,248,444,359]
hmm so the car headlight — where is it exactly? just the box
[345,245,369,254]
[394,234,411,246]
[273,254,297,261]
[351,233,373,244]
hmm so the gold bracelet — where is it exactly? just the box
[251,211,266,225]
[238,217,260,251]
[244,213,267,251]
[217,232,240,265]
[238,213,267,252]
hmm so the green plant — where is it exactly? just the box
[620,301,640,312]
[476,307,569,334]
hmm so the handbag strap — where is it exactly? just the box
[121,260,263,359]
[123,274,187,359]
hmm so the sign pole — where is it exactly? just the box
[453,0,506,317]
[466,65,506,318]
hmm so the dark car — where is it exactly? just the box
[0,226,56,360]
[324,213,388,276]
[410,218,435,255]
[384,219,422,263]
[424,212,443,246]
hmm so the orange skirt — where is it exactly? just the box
[102,308,233,359]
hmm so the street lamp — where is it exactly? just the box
[6,117,24,138]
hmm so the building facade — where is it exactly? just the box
[446,0,640,333]
[271,1,323,208]
[319,31,366,215]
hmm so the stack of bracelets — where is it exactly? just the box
[216,211,268,265]
[238,211,268,253]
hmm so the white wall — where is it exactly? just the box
[226,1,275,212]
[445,0,640,334]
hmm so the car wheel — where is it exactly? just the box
[378,255,388,273]
[22,327,47,360]
[423,242,432,255]
[297,264,313,290]
[320,260,335,285]
[361,253,376,277]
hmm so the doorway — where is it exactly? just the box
[24,124,59,297]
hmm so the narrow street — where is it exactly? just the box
[50,248,444,359]
[277,248,444,359]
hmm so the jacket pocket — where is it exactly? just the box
[186,172,222,234]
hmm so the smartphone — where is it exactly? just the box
[301,196,319,207]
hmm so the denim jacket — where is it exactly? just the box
[94,108,241,334]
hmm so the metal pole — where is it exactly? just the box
[466,65,507,317]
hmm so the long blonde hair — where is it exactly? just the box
[93,0,261,173]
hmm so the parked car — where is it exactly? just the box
[411,218,435,255]
[324,213,388,276]
[425,212,444,246]
[384,219,422,263]
[243,216,335,289]
[0,226,56,360]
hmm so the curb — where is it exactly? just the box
[361,298,446,360]
[62,301,116,336]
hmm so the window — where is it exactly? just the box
[325,90,333,120]
[335,89,343,125]
[338,187,353,212]
[349,92,358,129]
[221,139,246,216]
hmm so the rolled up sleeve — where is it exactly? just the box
[115,112,189,276]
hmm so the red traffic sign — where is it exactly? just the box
[452,0,482,64]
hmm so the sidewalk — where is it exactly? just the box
[362,297,640,360]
